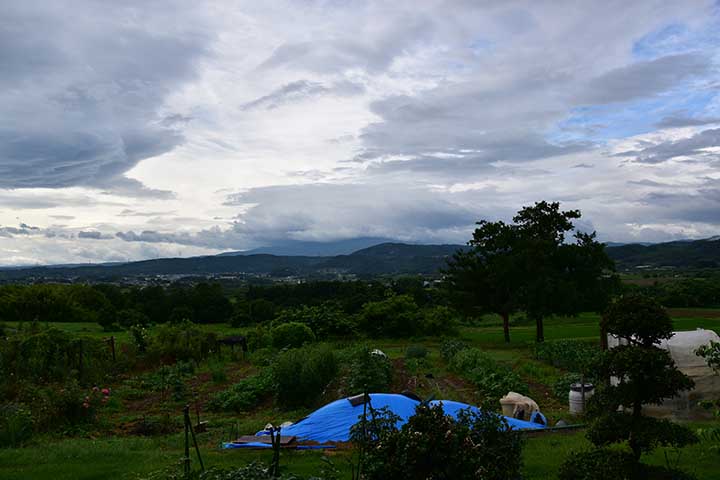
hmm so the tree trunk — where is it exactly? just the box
[629,401,643,462]
[501,312,510,343]
[535,315,545,343]
[600,320,608,351]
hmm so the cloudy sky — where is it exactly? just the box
[1,1,720,265]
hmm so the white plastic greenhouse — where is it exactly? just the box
[608,328,720,419]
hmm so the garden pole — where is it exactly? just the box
[187,411,204,471]
[183,405,191,475]
[110,336,116,362]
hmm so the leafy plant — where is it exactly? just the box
[273,345,338,408]
[353,403,523,480]
[440,338,467,362]
[270,322,315,349]
[348,347,393,394]
[207,370,273,413]
[0,403,33,448]
[448,347,526,407]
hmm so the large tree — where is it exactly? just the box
[444,220,520,342]
[446,201,616,342]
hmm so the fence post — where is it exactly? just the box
[184,405,191,475]
[110,336,116,362]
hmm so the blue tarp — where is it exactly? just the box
[223,393,545,449]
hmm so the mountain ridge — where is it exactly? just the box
[1,237,719,281]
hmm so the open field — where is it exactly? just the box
[2,308,719,479]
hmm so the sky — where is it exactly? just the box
[1,0,720,265]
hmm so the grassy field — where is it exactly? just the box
[2,309,719,479]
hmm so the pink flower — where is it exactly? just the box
[92,386,99,392]
[101,388,110,396]
[82,402,90,409]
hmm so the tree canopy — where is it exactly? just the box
[445,201,617,342]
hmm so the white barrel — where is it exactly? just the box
[568,383,594,415]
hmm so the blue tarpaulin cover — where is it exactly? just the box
[223,393,545,449]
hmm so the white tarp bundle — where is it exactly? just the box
[608,329,720,418]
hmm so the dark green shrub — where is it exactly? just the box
[273,345,338,408]
[558,448,640,480]
[0,403,33,448]
[354,403,523,480]
[246,326,272,352]
[356,295,421,338]
[271,322,315,349]
[0,327,113,386]
[440,338,467,362]
[274,303,356,339]
[149,321,218,362]
[534,339,600,371]
[348,347,393,394]
[560,295,698,478]
[142,361,195,401]
[405,345,428,359]
[208,360,227,383]
[420,306,459,336]
[207,370,273,412]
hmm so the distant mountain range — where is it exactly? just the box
[1,237,719,282]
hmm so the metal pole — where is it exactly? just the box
[183,405,191,475]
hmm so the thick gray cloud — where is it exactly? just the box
[616,128,720,164]
[655,115,720,128]
[0,1,212,195]
[576,53,710,105]
[2,0,720,265]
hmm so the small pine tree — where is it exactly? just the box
[560,294,698,479]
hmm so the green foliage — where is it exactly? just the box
[558,448,641,480]
[553,373,583,401]
[355,403,523,480]
[448,347,526,407]
[696,341,720,373]
[141,361,195,401]
[274,303,356,338]
[405,345,428,359]
[246,326,273,352]
[445,201,617,343]
[249,299,277,323]
[130,324,149,353]
[439,338,467,362]
[347,347,393,394]
[208,359,228,383]
[118,309,150,329]
[602,294,674,346]
[0,327,113,386]
[138,460,329,480]
[562,294,699,478]
[559,448,699,480]
[535,339,601,372]
[149,321,218,362]
[0,403,34,448]
[271,322,316,349]
[207,370,273,412]
[273,345,338,408]
[356,295,421,338]
[420,306,459,336]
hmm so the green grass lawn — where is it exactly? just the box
[2,427,718,480]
